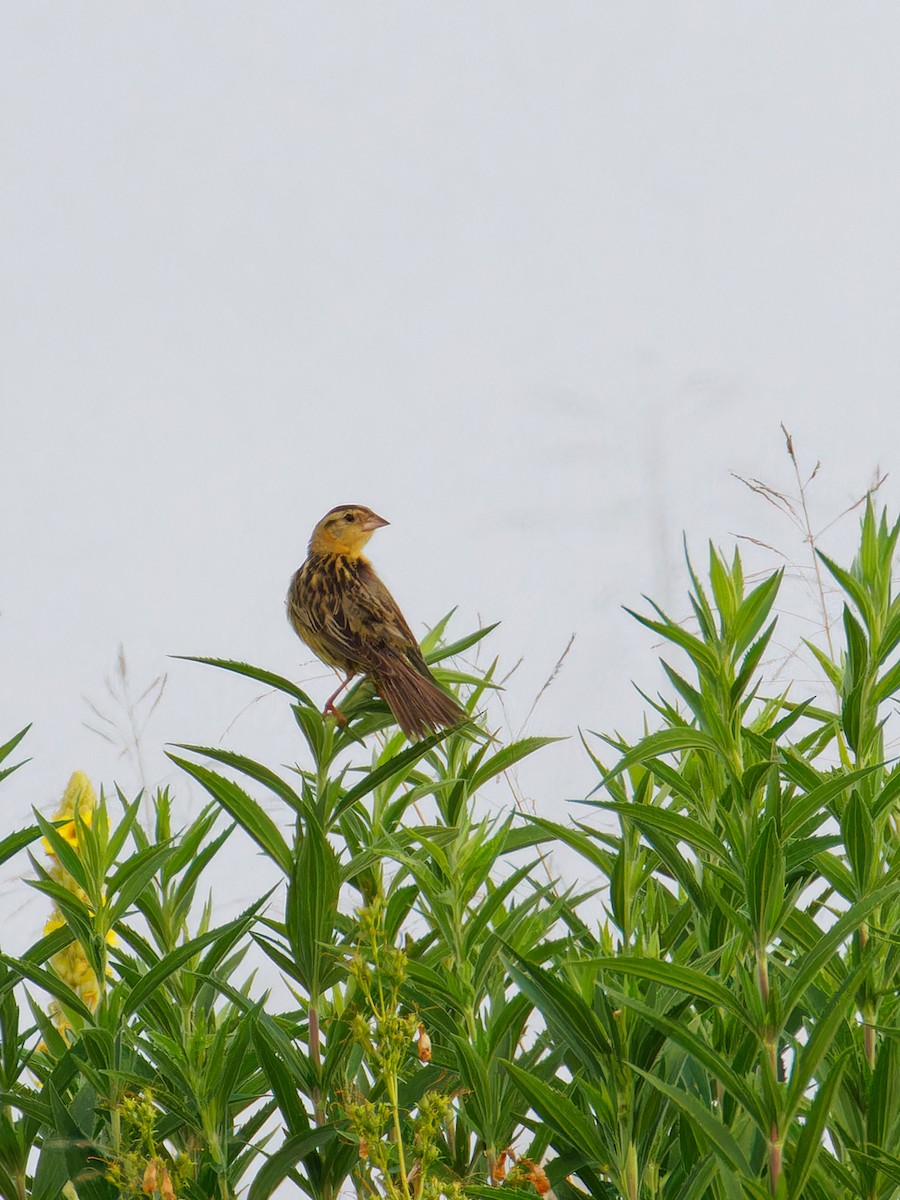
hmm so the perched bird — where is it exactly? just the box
[287,504,466,738]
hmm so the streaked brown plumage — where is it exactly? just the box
[286,504,466,738]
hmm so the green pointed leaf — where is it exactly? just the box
[466,736,561,794]
[865,1030,899,1153]
[627,605,722,679]
[842,791,874,894]
[628,1063,752,1176]
[733,621,777,704]
[172,655,315,704]
[803,638,843,691]
[0,824,43,868]
[785,955,870,1122]
[746,818,784,942]
[733,571,782,657]
[504,953,613,1070]
[122,904,264,1016]
[286,819,343,997]
[334,728,452,817]
[817,552,875,632]
[850,1147,900,1187]
[247,1127,337,1200]
[105,844,174,926]
[168,754,292,875]
[589,957,755,1034]
[173,743,305,813]
[593,728,737,793]
[782,882,900,1015]
[0,725,31,784]
[503,1061,608,1161]
[875,656,900,703]
[0,955,93,1024]
[424,620,500,663]
[597,802,730,863]
[780,765,878,837]
[606,989,768,1133]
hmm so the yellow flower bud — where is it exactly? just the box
[43,771,96,856]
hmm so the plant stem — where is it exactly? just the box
[309,1002,325,1124]
[768,1123,782,1195]
[385,1073,411,1200]
[757,945,769,1008]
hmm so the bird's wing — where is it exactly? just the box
[292,558,426,675]
[345,562,430,673]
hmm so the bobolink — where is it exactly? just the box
[287,504,466,738]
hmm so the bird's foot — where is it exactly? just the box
[323,699,348,726]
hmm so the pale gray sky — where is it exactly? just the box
[3,4,899,935]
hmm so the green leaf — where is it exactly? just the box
[0,955,93,1024]
[597,802,730,863]
[746,818,785,943]
[866,1031,899,1153]
[252,1019,314,1133]
[878,600,900,663]
[817,552,875,633]
[593,728,737,793]
[503,1061,609,1162]
[782,882,900,1016]
[247,1127,337,1200]
[661,663,711,728]
[779,764,878,837]
[733,570,782,657]
[286,818,343,998]
[667,1156,719,1200]
[784,955,869,1123]
[606,989,768,1133]
[504,953,613,1070]
[874,655,900,703]
[842,791,874,894]
[626,604,722,679]
[0,724,31,783]
[708,544,737,629]
[467,1189,556,1200]
[803,638,843,691]
[588,957,756,1034]
[424,620,500,663]
[172,655,315,704]
[0,824,43,868]
[168,754,292,875]
[30,811,91,894]
[105,843,174,926]
[850,1147,900,1187]
[334,728,452,817]
[15,924,74,970]
[628,1064,752,1176]
[173,743,305,813]
[466,736,561,794]
[121,904,264,1016]
[732,621,776,704]
[787,1049,850,1200]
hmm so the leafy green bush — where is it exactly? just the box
[2,499,900,1200]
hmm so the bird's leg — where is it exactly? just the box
[323,672,355,725]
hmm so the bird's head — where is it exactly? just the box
[308,504,390,558]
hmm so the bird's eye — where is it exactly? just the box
[343,512,356,523]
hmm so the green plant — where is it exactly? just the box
[508,500,900,1199]
[169,618,563,1200]
[5,487,900,1200]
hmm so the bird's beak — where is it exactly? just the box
[362,512,390,532]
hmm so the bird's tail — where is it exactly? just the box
[375,657,466,739]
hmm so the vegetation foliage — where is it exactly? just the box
[3,493,900,1200]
